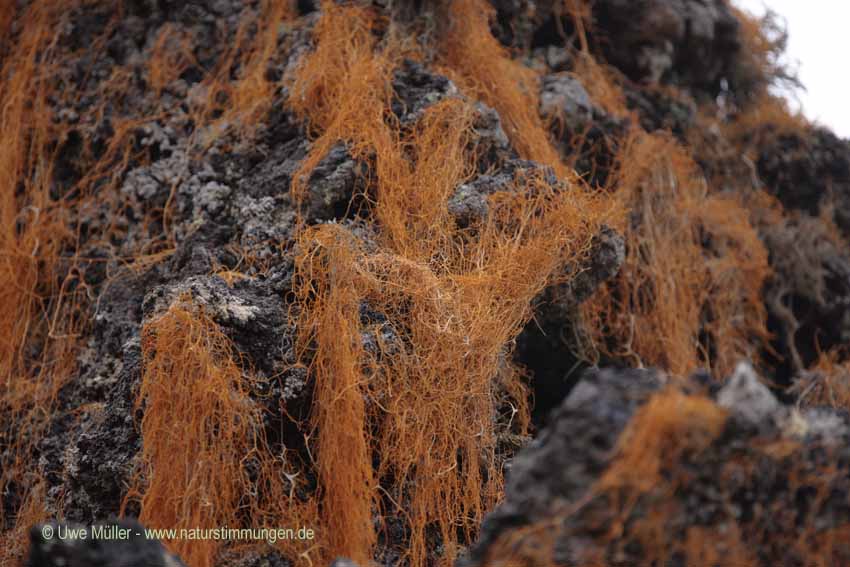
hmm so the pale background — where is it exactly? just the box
[733,0,849,139]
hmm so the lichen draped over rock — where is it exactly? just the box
[3,1,850,567]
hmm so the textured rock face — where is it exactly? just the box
[593,0,740,89]
[539,74,593,130]
[463,364,850,566]
[10,3,625,563]
[756,127,850,236]
[491,0,740,94]
[5,0,850,565]
[738,124,850,384]
[761,215,850,381]
[515,228,625,422]
[472,367,664,548]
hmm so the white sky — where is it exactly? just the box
[733,0,850,139]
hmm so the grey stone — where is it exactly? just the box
[717,361,781,424]
[540,74,594,130]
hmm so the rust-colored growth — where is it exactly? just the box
[723,92,810,160]
[292,229,379,565]
[147,24,195,97]
[292,175,601,564]
[371,98,476,259]
[0,4,82,555]
[582,131,770,378]
[0,2,65,385]
[439,0,567,177]
[598,387,727,494]
[228,0,295,125]
[471,517,564,567]
[287,2,395,205]
[197,0,296,142]
[794,349,850,410]
[472,388,730,567]
[696,195,771,376]
[0,479,50,565]
[131,301,258,566]
[291,1,478,259]
[593,389,737,566]
[287,5,609,563]
[126,298,319,566]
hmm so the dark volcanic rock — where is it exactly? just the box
[492,0,740,96]
[50,340,144,523]
[463,366,665,564]
[538,74,626,189]
[592,0,740,92]
[448,159,560,227]
[392,59,515,170]
[624,82,697,138]
[756,127,850,237]
[391,59,459,125]
[463,363,850,566]
[516,227,625,423]
[761,215,850,383]
[218,548,293,567]
[539,74,594,132]
[141,274,295,378]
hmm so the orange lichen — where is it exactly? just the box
[597,387,727,494]
[0,5,83,561]
[197,0,296,141]
[126,299,317,567]
[583,131,770,377]
[439,0,567,177]
[287,2,394,206]
[286,4,609,565]
[793,349,850,410]
[292,230,379,565]
[470,387,730,567]
[129,301,262,566]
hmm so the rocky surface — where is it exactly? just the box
[9,2,622,563]
[592,0,741,91]
[757,127,850,236]
[464,363,850,566]
[492,0,741,95]
[4,0,850,566]
[516,227,625,422]
[761,214,850,382]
